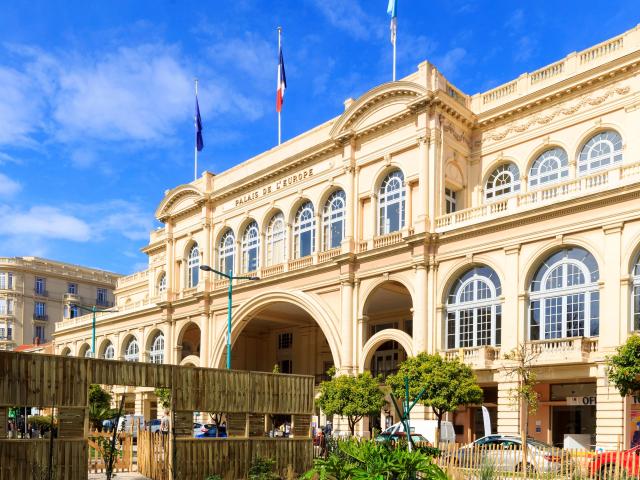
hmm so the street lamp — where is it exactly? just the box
[200,265,259,369]
[70,303,118,358]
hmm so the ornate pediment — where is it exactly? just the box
[155,185,205,221]
[330,81,429,140]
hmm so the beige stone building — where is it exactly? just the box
[0,257,119,351]
[55,25,640,450]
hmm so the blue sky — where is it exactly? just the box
[0,0,638,274]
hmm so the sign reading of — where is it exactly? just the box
[233,167,315,208]
[566,396,597,406]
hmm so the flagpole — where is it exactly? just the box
[194,78,198,181]
[277,26,282,146]
[392,36,397,81]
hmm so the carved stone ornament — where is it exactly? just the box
[483,84,631,143]
[442,121,473,148]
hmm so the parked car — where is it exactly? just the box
[589,445,640,478]
[453,435,566,474]
[380,420,456,445]
[375,431,430,446]
[117,415,145,438]
[192,422,202,437]
[195,425,228,438]
[145,419,161,433]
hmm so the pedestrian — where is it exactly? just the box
[319,430,327,458]
[160,409,170,444]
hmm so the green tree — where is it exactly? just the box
[154,387,171,410]
[387,353,483,447]
[607,334,640,396]
[89,384,115,431]
[316,368,386,436]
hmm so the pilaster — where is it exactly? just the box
[596,363,625,449]
[497,377,520,436]
[412,263,428,354]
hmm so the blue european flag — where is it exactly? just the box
[195,97,204,152]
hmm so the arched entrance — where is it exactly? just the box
[178,323,201,362]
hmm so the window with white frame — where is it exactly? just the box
[446,266,502,349]
[378,170,406,235]
[35,277,46,295]
[150,333,165,364]
[103,342,115,360]
[294,201,315,258]
[67,283,77,294]
[578,130,623,175]
[0,272,13,290]
[445,188,457,214]
[158,273,167,294]
[218,229,236,275]
[0,299,6,315]
[124,338,140,362]
[485,163,521,200]
[528,148,569,188]
[323,190,346,250]
[632,254,640,331]
[34,302,46,319]
[85,346,93,358]
[187,244,200,288]
[266,212,286,266]
[241,221,260,273]
[529,247,599,340]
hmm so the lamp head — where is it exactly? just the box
[199,265,214,272]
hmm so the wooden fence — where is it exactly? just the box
[0,351,315,480]
[87,431,134,474]
[434,443,640,479]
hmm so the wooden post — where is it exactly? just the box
[0,406,6,437]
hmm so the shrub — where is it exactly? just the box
[248,457,279,480]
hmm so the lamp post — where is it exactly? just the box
[70,303,118,358]
[200,265,259,369]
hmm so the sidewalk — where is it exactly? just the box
[89,473,150,480]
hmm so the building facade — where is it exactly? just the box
[0,257,119,351]
[55,25,640,449]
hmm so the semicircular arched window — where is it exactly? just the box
[157,273,167,295]
[323,190,346,250]
[124,337,140,362]
[632,254,640,332]
[529,247,599,340]
[578,130,623,175]
[241,221,260,273]
[378,170,406,235]
[528,148,569,188]
[218,229,235,275]
[187,244,200,288]
[294,201,315,258]
[150,333,165,364]
[103,342,115,360]
[446,266,502,349]
[266,212,286,266]
[485,163,521,200]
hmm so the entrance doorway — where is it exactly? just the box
[552,405,596,448]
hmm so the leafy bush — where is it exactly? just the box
[248,457,279,480]
[302,438,447,480]
[205,475,222,480]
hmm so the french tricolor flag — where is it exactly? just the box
[276,46,287,113]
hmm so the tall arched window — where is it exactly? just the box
[150,333,165,364]
[124,337,140,362]
[103,342,115,360]
[187,244,200,288]
[446,267,502,349]
[157,273,167,295]
[578,130,623,175]
[632,254,640,331]
[323,190,346,250]
[485,163,521,200]
[379,170,406,235]
[294,201,315,258]
[241,221,260,272]
[266,212,286,266]
[218,229,235,275]
[528,148,569,188]
[529,247,599,340]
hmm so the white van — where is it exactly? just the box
[117,414,145,438]
[382,420,456,445]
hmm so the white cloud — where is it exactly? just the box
[0,66,43,145]
[434,48,467,78]
[311,0,383,41]
[0,173,21,197]
[0,205,92,241]
[70,199,154,241]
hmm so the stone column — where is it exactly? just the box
[426,259,438,353]
[342,166,356,253]
[601,224,623,348]
[596,363,625,449]
[413,263,428,354]
[503,245,521,350]
[427,125,442,232]
[356,315,369,371]
[200,313,209,368]
[496,375,520,436]
[416,136,429,234]
[166,228,175,300]
[340,278,354,373]
[370,194,378,240]
[405,181,413,231]
[314,214,321,260]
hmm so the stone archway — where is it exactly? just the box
[177,322,201,363]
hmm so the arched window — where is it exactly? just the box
[379,170,406,235]
[157,273,167,295]
[218,230,235,275]
[528,148,569,188]
[529,247,599,340]
[632,254,640,331]
[323,190,346,250]
[84,346,93,358]
[294,201,315,258]
[446,267,502,349]
[187,244,200,288]
[124,338,140,362]
[485,163,521,200]
[578,130,623,175]
[150,333,164,364]
[266,212,286,266]
[103,342,115,360]
[241,221,260,272]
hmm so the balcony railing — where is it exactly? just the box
[33,314,48,321]
[34,289,48,297]
[373,231,404,249]
[288,256,313,272]
[63,293,80,303]
[443,346,500,369]
[0,335,13,341]
[318,247,341,263]
[95,298,113,307]
[528,337,598,363]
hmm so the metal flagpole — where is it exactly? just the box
[277,27,282,146]
[392,34,397,81]
[194,78,198,181]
